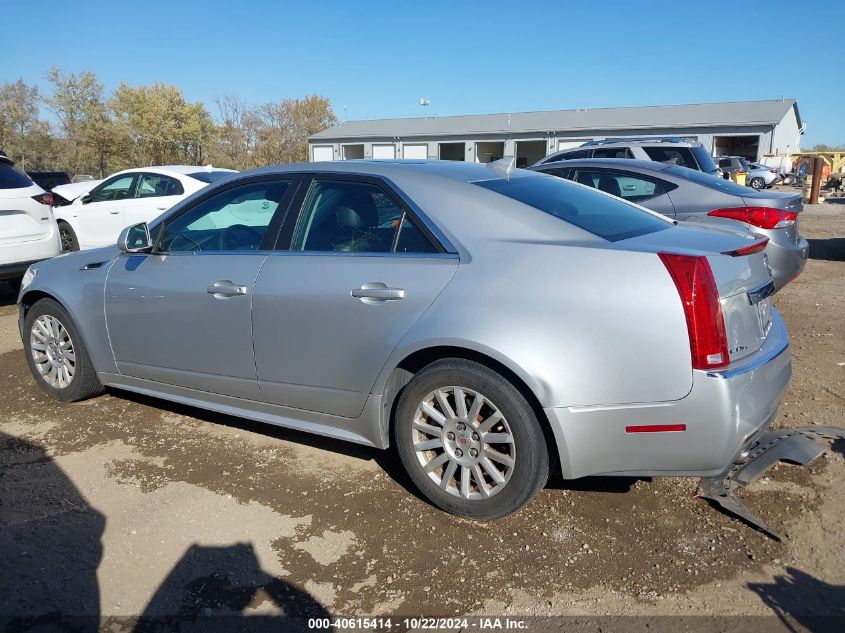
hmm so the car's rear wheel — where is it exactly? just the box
[23,298,104,402]
[394,358,549,519]
[58,222,79,252]
[749,177,765,190]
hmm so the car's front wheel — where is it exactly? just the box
[394,358,549,519]
[58,222,79,252]
[23,298,104,402]
[749,177,766,190]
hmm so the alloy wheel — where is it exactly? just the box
[30,315,76,389]
[412,386,515,499]
[60,226,76,252]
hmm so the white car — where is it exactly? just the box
[51,179,103,206]
[54,166,237,251]
[0,154,60,290]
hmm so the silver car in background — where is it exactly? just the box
[17,160,790,519]
[747,163,782,190]
[531,158,808,289]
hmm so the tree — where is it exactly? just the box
[0,80,41,170]
[252,95,337,166]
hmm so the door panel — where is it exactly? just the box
[252,254,458,417]
[105,253,267,399]
[76,174,136,247]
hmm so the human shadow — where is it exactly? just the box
[747,567,845,633]
[132,543,332,632]
[0,432,332,632]
[0,431,104,633]
[807,238,845,262]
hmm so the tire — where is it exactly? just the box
[58,222,79,252]
[749,177,765,190]
[393,358,549,520]
[23,298,104,402]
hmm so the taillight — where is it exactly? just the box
[722,236,769,256]
[658,252,729,370]
[32,192,53,206]
[770,169,778,174]
[707,206,797,229]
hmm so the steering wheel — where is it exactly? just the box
[218,224,262,251]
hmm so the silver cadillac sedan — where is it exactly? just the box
[17,160,790,519]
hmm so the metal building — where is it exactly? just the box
[309,99,803,166]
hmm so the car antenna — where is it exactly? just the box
[487,156,516,179]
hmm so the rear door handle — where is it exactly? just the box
[109,210,121,215]
[207,280,248,298]
[351,283,405,302]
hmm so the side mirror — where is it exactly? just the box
[118,222,152,253]
[80,194,92,204]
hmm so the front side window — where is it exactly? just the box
[570,169,672,203]
[87,175,136,203]
[136,173,184,198]
[474,174,670,242]
[643,146,695,168]
[291,179,437,254]
[157,179,292,252]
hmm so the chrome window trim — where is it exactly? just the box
[266,251,459,260]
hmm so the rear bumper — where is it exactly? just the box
[546,309,791,479]
[766,234,809,289]
[0,224,60,280]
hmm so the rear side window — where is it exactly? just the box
[591,147,633,159]
[571,169,675,203]
[0,163,35,189]
[718,158,733,169]
[545,149,590,163]
[188,170,236,184]
[136,173,184,198]
[475,175,670,242]
[691,146,718,172]
[643,146,696,168]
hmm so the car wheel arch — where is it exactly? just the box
[379,345,559,471]
[19,291,89,353]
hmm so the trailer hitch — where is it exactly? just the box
[697,425,845,540]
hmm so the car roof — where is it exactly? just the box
[115,165,238,178]
[531,158,673,173]
[235,159,537,184]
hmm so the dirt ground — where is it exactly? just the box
[1,197,843,630]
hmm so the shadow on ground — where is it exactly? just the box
[807,238,845,262]
[748,567,845,632]
[0,432,331,632]
[0,281,18,308]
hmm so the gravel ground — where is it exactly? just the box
[1,198,843,630]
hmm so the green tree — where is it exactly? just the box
[0,79,42,170]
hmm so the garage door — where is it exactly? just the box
[402,144,428,159]
[372,144,396,160]
[557,140,587,152]
[312,146,334,162]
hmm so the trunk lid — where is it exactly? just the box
[0,183,54,245]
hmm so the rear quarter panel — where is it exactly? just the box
[377,240,693,408]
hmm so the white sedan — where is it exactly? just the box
[54,166,236,251]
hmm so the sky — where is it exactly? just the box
[2,0,843,147]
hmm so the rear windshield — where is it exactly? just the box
[0,163,35,189]
[691,146,718,173]
[666,165,753,195]
[187,170,235,183]
[474,175,670,242]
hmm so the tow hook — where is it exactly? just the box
[697,425,845,540]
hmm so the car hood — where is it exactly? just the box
[52,179,103,201]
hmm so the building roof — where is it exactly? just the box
[311,99,799,141]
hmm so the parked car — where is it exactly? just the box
[72,174,95,183]
[0,153,60,290]
[746,163,781,190]
[51,179,104,207]
[715,156,752,180]
[18,160,789,519]
[54,166,236,251]
[531,158,808,289]
[534,137,720,175]
[27,171,71,191]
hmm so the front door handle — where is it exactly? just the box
[109,210,121,215]
[351,282,405,302]
[207,280,248,298]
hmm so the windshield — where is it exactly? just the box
[188,170,236,184]
[666,165,754,195]
[474,175,670,242]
